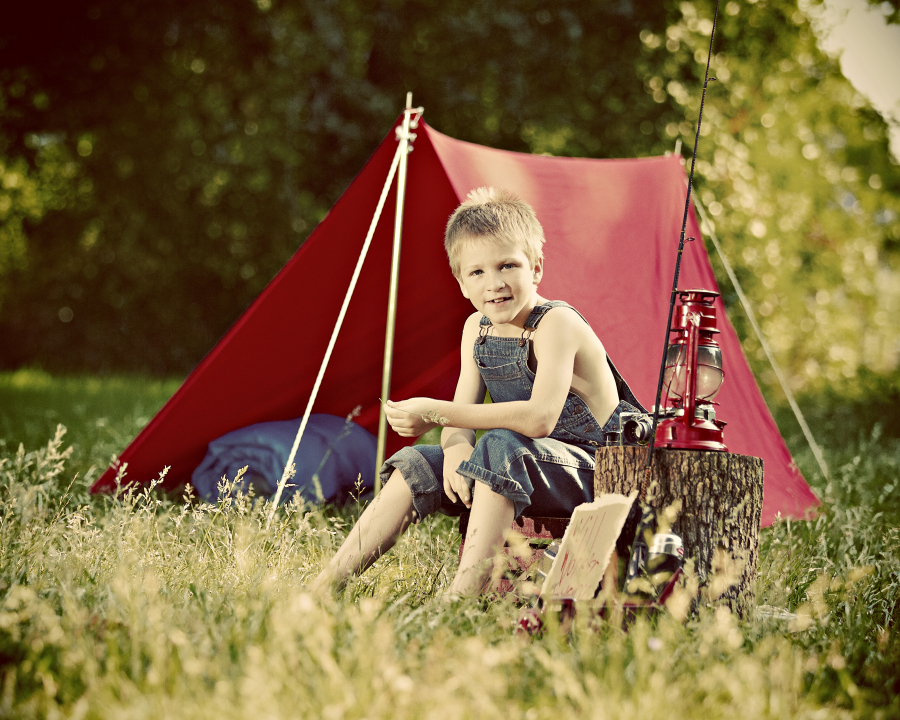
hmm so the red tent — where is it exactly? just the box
[92,119,819,526]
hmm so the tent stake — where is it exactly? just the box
[375,92,423,493]
[264,138,405,528]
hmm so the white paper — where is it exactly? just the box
[540,491,638,601]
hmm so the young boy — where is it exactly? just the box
[316,187,644,595]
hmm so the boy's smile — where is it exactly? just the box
[456,238,544,329]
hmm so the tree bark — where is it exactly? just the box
[594,446,764,616]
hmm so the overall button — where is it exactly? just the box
[573,405,584,414]
[584,424,596,433]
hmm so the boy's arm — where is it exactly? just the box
[386,308,583,439]
[382,312,485,441]
[439,314,486,508]
[440,312,486,448]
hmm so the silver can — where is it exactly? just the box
[646,533,684,588]
[649,533,684,558]
[535,540,562,584]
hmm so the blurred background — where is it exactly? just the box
[1,0,898,438]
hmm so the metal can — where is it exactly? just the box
[535,540,561,584]
[646,533,684,589]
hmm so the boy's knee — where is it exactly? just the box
[383,469,412,497]
[472,478,514,506]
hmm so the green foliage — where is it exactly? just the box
[757,428,900,709]
[773,367,900,455]
[0,369,182,492]
[866,0,900,24]
[633,0,900,395]
[5,0,896,392]
[0,0,669,375]
[0,373,898,717]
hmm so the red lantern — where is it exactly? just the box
[656,289,727,451]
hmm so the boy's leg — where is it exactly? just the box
[314,469,416,590]
[449,481,515,595]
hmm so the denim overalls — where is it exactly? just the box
[381,301,645,520]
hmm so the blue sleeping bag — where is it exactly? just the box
[191,414,377,505]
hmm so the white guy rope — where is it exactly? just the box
[690,190,830,480]
[265,142,405,527]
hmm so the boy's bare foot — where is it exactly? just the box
[440,590,464,604]
[309,566,346,600]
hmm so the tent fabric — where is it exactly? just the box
[93,118,819,527]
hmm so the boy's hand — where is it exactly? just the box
[383,398,446,437]
[442,441,475,508]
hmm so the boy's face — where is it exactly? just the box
[455,236,543,328]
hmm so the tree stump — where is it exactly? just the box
[594,446,763,616]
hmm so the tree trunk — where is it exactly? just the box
[594,446,764,616]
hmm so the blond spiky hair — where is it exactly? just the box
[444,187,545,278]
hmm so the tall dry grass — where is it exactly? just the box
[0,371,897,718]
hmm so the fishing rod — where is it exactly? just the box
[625,0,721,590]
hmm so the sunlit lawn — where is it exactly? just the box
[0,369,898,718]
[0,369,182,494]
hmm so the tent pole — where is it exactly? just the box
[375,93,423,493]
[264,140,405,529]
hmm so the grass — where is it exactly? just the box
[0,369,182,496]
[0,369,898,718]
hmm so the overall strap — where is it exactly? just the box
[479,301,585,329]
[525,301,589,329]
[477,313,493,344]
[606,356,648,413]
[478,302,581,346]
[528,302,648,412]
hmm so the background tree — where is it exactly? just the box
[634,0,900,399]
[0,0,670,374]
[1,0,897,410]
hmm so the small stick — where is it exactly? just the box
[380,398,449,428]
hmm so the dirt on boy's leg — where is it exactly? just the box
[449,482,515,596]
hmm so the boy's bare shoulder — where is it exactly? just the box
[461,311,483,336]
[541,304,591,332]
[463,310,482,326]
[540,305,607,350]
